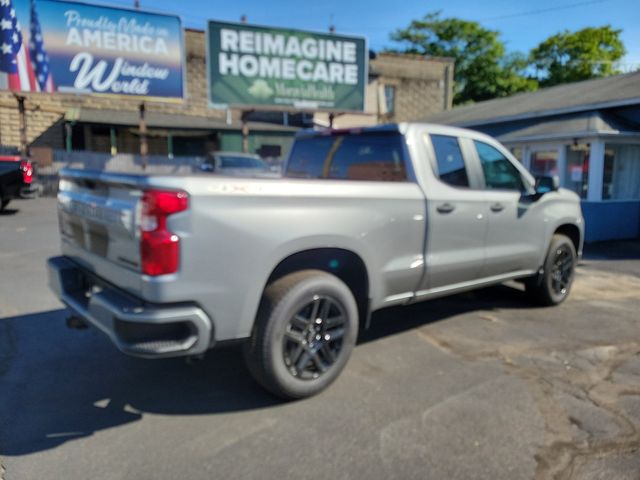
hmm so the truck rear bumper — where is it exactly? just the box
[47,256,214,358]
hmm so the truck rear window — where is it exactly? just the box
[286,132,408,182]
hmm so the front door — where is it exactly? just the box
[468,139,545,277]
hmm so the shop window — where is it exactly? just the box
[90,126,112,153]
[69,124,85,150]
[602,144,640,200]
[384,85,396,115]
[530,150,558,177]
[565,144,590,199]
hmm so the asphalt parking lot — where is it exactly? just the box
[1,197,640,480]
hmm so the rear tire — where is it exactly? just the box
[244,269,358,400]
[526,234,577,306]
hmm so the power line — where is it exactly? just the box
[480,0,613,22]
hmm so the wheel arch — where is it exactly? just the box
[554,223,582,255]
[266,248,371,330]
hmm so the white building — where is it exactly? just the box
[424,71,640,242]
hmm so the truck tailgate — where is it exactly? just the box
[58,170,143,294]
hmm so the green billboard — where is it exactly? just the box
[207,21,367,112]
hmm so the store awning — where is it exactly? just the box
[64,108,300,133]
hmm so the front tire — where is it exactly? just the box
[526,234,577,306]
[244,270,359,400]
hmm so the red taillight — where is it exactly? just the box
[20,161,33,185]
[140,190,188,276]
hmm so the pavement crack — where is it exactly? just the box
[417,330,640,479]
[414,330,459,357]
[515,343,640,479]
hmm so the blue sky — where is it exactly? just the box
[100,0,640,67]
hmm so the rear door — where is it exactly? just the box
[466,138,544,276]
[286,130,426,302]
[420,133,488,290]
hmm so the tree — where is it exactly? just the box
[390,12,537,105]
[497,53,539,97]
[530,26,625,87]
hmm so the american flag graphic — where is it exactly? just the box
[29,0,53,91]
[0,0,35,91]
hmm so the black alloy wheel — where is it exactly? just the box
[282,295,346,380]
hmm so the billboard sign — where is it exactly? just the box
[0,0,184,100]
[207,20,367,111]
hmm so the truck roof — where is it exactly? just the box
[295,122,487,140]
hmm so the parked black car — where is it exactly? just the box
[0,156,34,211]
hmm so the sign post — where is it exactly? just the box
[139,102,148,169]
[241,111,249,153]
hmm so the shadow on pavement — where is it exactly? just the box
[0,283,532,456]
[360,283,532,344]
[0,208,19,216]
[0,309,278,456]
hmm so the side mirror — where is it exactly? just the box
[535,175,560,194]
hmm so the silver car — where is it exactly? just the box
[199,152,280,177]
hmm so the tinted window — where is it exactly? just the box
[430,134,469,187]
[328,134,406,181]
[219,155,267,169]
[286,136,336,178]
[286,133,407,182]
[474,141,525,191]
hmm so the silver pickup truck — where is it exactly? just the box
[48,123,584,399]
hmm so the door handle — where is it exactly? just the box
[490,203,505,212]
[436,203,455,214]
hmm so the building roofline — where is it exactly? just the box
[374,51,455,64]
[498,130,640,144]
[455,97,640,128]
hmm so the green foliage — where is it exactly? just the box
[390,13,627,105]
[530,26,626,87]
[390,12,538,105]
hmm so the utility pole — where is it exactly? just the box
[241,110,251,153]
[15,95,28,157]
[328,19,336,128]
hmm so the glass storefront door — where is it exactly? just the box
[565,144,590,199]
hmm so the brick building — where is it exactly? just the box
[315,52,454,128]
[0,29,453,161]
